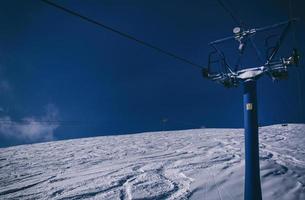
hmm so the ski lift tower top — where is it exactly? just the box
[202,19,301,200]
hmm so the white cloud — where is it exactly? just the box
[0,104,60,143]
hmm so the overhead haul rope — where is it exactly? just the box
[269,0,302,124]
[216,0,264,69]
[40,0,204,70]
[0,119,102,126]
[289,0,303,122]
[0,1,209,128]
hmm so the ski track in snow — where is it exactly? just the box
[0,124,305,199]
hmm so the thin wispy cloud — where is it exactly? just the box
[0,80,11,94]
[0,104,60,143]
[0,65,10,90]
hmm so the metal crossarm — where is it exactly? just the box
[204,19,300,87]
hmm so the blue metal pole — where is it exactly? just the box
[243,79,262,200]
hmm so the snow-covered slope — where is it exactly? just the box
[0,124,305,200]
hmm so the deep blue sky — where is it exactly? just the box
[0,0,304,147]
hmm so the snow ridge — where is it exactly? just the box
[0,124,305,199]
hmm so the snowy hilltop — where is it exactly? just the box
[0,124,305,200]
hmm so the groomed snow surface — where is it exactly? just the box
[1,124,305,200]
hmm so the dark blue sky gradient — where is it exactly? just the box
[0,0,304,147]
